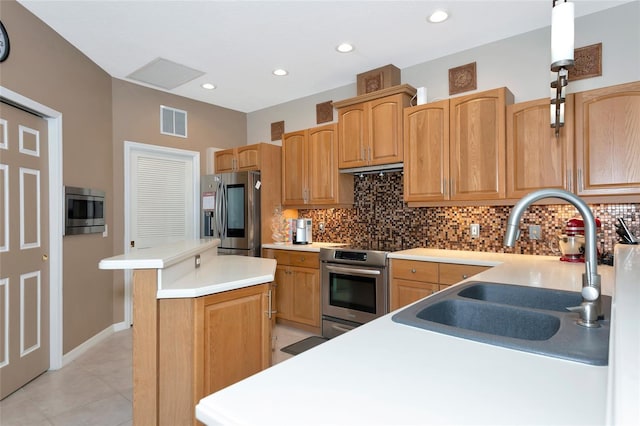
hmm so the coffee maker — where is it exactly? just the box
[292,218,312,244]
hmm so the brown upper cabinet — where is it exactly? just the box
[404,87,514,203]
[403,99,450,202]
[574,81,640,196]
[334,85,415,169]
[215,144,262,172]
[506,95,575,198]
[281,123,353,207]
[450,87,513,200]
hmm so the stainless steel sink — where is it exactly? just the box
[392,281,611,365]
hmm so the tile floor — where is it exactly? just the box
[0,324,314,426]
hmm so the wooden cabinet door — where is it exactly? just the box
[215,149,236,172]
[575,81,640,196]
[290,267,320,327]
[308,124,338,204]
[236,145,261,171]
[369,94,405,166]
[338,103,367,168]
[450,87,512,201]
[282,130,308,205]
[506,96,574,198]
[201,284,271,395]
[390,279,439,311]
[403,100,450,202]
[274,265,292,320]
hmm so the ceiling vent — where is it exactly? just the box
[160,105,187,138]
[127,58,205,90]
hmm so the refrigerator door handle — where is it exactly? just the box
[220,182,228,240]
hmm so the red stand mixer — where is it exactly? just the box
[558,217,601,262]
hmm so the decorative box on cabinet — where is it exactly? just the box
[263,249,321,334]
[281,123,353,207]
[574,81,640,197]
[334,85,415,170]
[506,96,575,198]
[390,259,490,310]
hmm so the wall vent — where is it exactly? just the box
[160,105,187,138]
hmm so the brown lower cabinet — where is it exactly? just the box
[133,270,273,426]
[263,249,321,334]
[390,259,490,310]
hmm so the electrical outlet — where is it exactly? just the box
[529,225,542,240]
[470,223,480,238]
[195,254,201,268]
[318,222,325,232]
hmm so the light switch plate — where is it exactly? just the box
[529,225,542,240]
[470,224,480,238]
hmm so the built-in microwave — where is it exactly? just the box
[64,186,105,235]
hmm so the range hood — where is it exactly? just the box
[339,162,403,175]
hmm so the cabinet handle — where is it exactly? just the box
[443,178,448,198]
[411,268,416,273]
[332,323,354,333]
[577,169,583,193]
[300,256,306,262]
[368,147,372,162]
[462,274,469,279]
[567,170,572,192]
[266,289,277,319]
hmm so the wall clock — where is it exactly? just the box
[0,20,10,62]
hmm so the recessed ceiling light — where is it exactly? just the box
[201,83,216,90]
[336,43,354,53]
[273,68,288,76]
[428,9,449,23]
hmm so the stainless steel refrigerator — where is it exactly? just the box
[201,171,261,256]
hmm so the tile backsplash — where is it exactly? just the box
[299,172,639,256]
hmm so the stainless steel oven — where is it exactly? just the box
[64,186,105,235]
[320,247,389,338]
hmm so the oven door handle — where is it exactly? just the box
[325,265,381,276]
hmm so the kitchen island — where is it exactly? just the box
[99,238,277,426]
[196,245,639,425]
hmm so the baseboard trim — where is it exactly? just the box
[60,321,130,368]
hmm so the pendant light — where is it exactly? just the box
[550,0,574,137]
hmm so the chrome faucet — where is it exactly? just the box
[504,189,602,328]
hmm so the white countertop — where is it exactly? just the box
[98,238,219,270]
[99,238,276,299]
[196,247,637,425]
[157,255,276,298]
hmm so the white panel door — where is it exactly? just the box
[128,145,197,249]
[0,102,49,400]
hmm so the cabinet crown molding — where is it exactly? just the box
[333,84,416,109]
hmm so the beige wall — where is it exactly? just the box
[0,0,115,353]
[0,1,248,352]
[110,80,246,321]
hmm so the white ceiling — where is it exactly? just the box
[18,0,629,113]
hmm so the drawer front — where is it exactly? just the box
[439,263,490,285]
[391,259,438,282]
[270,250,291,265]
[289,251,319,269]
